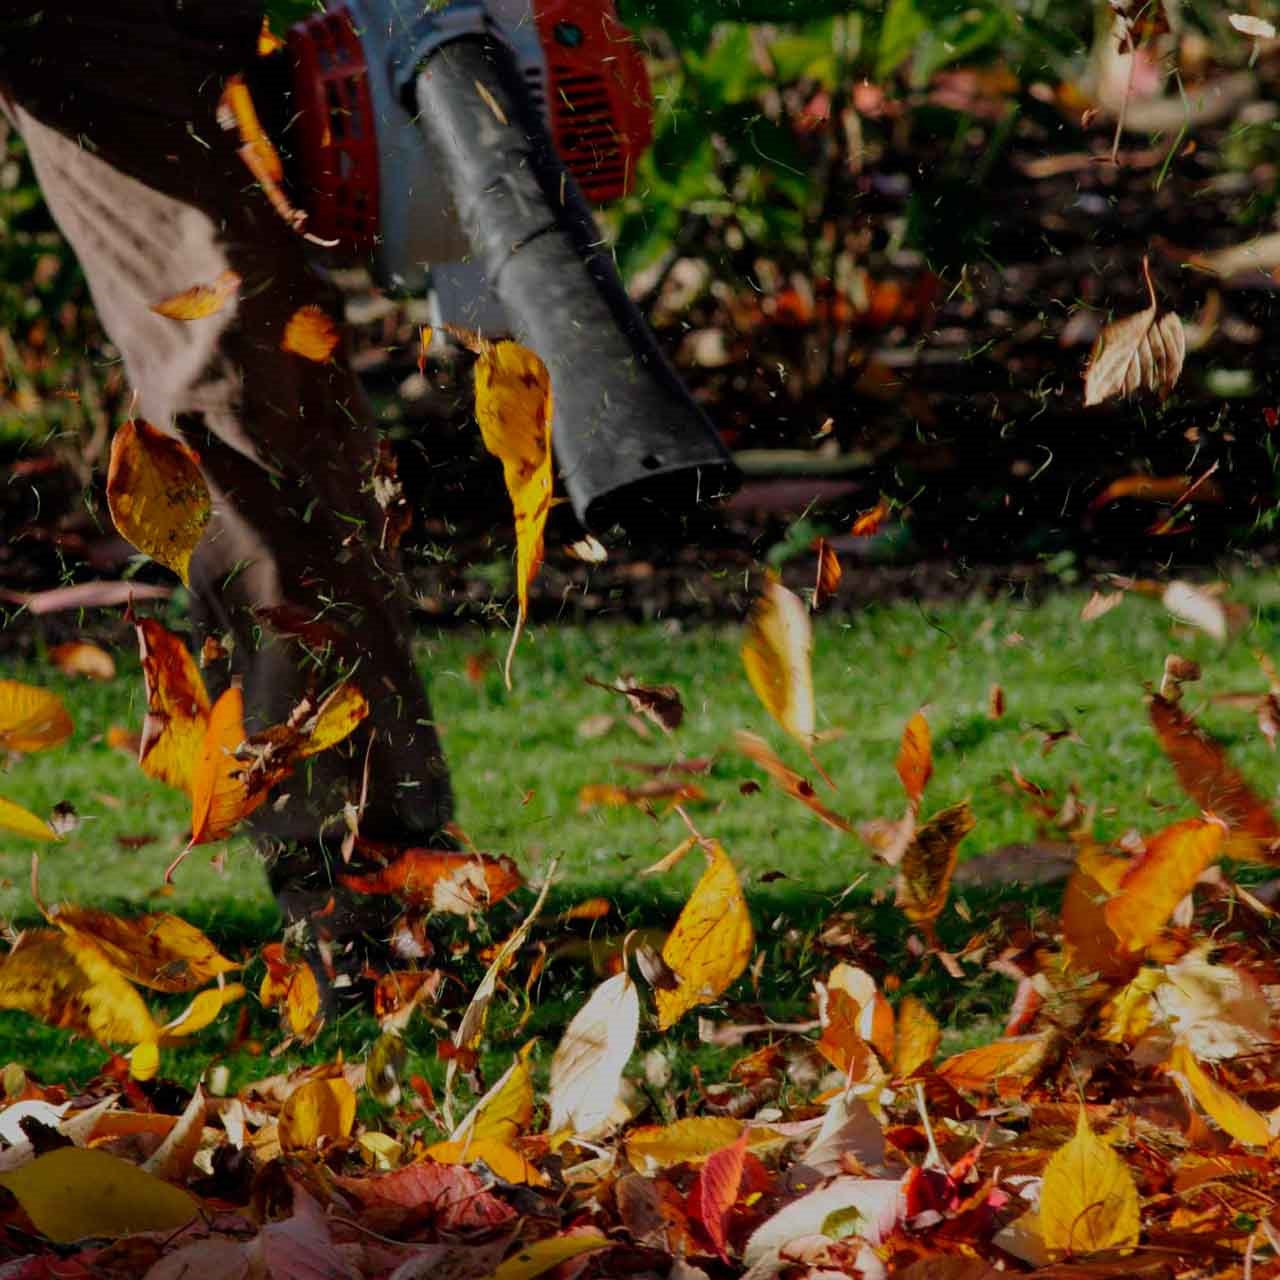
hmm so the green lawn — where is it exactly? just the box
[4,577,1280,1085]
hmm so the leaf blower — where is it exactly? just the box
[281,0,739,531]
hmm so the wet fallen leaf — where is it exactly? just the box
[106,419,211,586]
[0,680,73,753]
[742,576,814,744]
[1083,257,1185,405]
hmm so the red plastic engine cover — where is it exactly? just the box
[533,0,654,203]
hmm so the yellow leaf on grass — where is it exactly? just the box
[0,680,72,753]
[150,270,240,322]
[0,930,157,1049]
[51,907,237,992]
[625,1115,745,1169]
[161,983,246,1040]
[136,619,211,794]
[47,641,115,682]
[471,336,554,688]
[0,1146,197,1243]
[1039,1107,1140,1257]
[487,1234,610,1280]
[106,419,211,585]
[190,687,261,849]
[0,796,57,842]
[1104,818,1224,953]
[279,1077,357,1151]
[894,995,941,1078]
[1167,1041,1271,1147]
[895,802,976,926]
[655,842,754,1031]
[281,304,340,362]
[742,576,814,743]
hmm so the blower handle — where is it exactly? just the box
[398,31,738,532]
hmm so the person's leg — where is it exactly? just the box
[2,5,451,943]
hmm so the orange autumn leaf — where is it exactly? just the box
[896,710,932,809]
[106,419,211,585]
[340,849,523,915]
[188,687,264,851]
[692,1130,750,1261]
[1061,845,1134,980]
[895,802,975,926]
[48,641,115,682]
[851,498,890,537]
[257,16,285,55]
[281,305,340,362]
[812,537,842,610]
[150,270,240,322]
[1089,473,1223,511]
[1103,818,1225,953]
[742,576,815,744]
[295,681,369,758]
[219,75,282,182]
[655,842,754,1030]
[816,986,872,1077]
[469,336,554,688]
[1149,692,1280,860]
[734,731,853,833]
[418,324,434,375]
[935,1034,1049,1095]
[0,680,72,753]
[1167,1041,1271,1147]
[135,619,211,794]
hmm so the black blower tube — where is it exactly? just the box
[408,35,739,532]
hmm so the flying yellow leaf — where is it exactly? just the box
[896,710,932,808]
[297,681,369,757]
[150,270,241,322]
[0,680,72,753]
[1167,1041,1271,1147]
[895,801,976,926]
[893,995,941,1078]
[0,796,57,842]
[135,619,211,794]
[742,576,814,743]
[160,983,245,1040]
[189,686,263,850]
[106,419,211,586]
[1039,1107,1140,1257]
[281,304,340,362]
[278,1076,357,1151]
[47,641,115,682]
[50,906,237,993]
[548,971,639,1138]
[1104,818,1224,953]
[470,336,554,688]
[0,930,157,1049]
[486,1234,610,1280]
[452,1041,536,1147]
[655,842,754,1030]
[0,1146,197,1243]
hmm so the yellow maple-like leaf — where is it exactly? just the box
[106,419,211,585]
[0,930,158,1049]
[281,304,340,362]
[278,1076,357,1150]
[893,995,941,1078]
[741,576,814,743]
[136,619,211,794]
[655,842,754,1030]
[1104,818,1225,954]
[0,796,57,843]
[1167,1041,1271,1147]
[150,270,240,322]
[471,337,554,688]
[1039,1107,1140,1257]
[0,680,72,753]
[895,801,976,926]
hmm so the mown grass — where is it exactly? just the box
[4,575,1280,1089]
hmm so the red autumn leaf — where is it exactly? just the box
[690,1130,750,1261]
[335,1162,515,1235]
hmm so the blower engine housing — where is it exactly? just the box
[286,0,653,289]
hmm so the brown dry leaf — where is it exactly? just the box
[851,499,891,537]
[896,710,932,809]
[1166,1041,1270,1147]
[742,576,814,744]
[47,641,115,682]
[1039,1106,1140,1256]
[734,731,853,833]
[655,842,754,1030]
[895,802,976,926]
[466,334,554,688]
[150,270,240,322]
[281,305,340,362]
[135,619,211,794]
[1103,818,1225,954]
[586,675,684,733]
[1148,692,1280,860]
[1061,845,1134,980]
[813,537,842,610]
[0,679,73,753]
[106,420,211,586]
[341,849,523,915]
[0,796,58,842]
[50,906,237,993]
[1083,257,1185,405]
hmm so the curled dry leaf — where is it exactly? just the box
[281,304,340,362]
[734,731,853,833]
[1083,257,1185,406]
[585,675,684,733]
[0,680,73,753]
[741,576,815,744]
[655,842,754,1031]
[1081,590,1125,623]
[577,780,707,813]
[895,801,976,927]
[547,971,639,1138]
[47,641,115,682]
[1089,474,1222,510]
[107,420,211,586]
[150,270,240,322]
[566,535,608,564]
[812,537,842,610]
[136,619,211,793]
